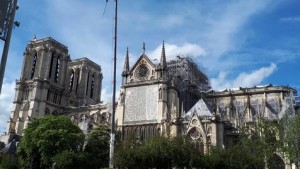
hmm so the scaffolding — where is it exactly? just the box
[166,57,211,113]
[284,90,297,117]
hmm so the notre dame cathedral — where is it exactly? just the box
[1,37,299,168]
[115,42,298,168]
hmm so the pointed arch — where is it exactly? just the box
[54,55,60,82]
[75,68,80,93]
[49,51,55,79]
[31,51,37,79]
[47,89,50,101]
[90,73,95,98]
[188,127,205,154]
[69,70,75,92]
[86,71,90,95]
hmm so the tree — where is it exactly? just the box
[203,119,285,169]
[114,135,205,169]
[84,125,110,168]
[0,153,18,169]
[52,150,89,169]
[283,110,300,169]
[17,115,85,169]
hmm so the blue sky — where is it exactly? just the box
[0,0,299,133]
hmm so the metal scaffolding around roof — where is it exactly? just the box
[166,56,211,113]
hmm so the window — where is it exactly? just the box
[90,73,95,98]
[86,72,90,95]
[53,91,57,103]
[24,88,29,100]
[75,69,80,93]
[31,51,37,79]
[54,56,60,82]
[49,52,55,78]
[59,95,62,105]
[69,71,74,92]
[47,89,50,101]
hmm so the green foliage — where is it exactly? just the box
[255,119,283,158]
[114,143,142,169]
[17,115,85,169]
[84,125,110,168]
[210,119,284,169]
[114,118,288,169]
[218,138,265,169]
[52,150,89,169]
[114,135,205,169]
[283,111,300,168]
[0,154,18,169]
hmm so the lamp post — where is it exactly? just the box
[109,0,117,168]
[0,0,18,93]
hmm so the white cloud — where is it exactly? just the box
[101,88,111,104]
[157,15,185,29]
[101,87,122,104]
[203,0,273,57]
[0,81,15,133]
[280,15,300,22]
[211,63,277,90]
[148,43,206,61]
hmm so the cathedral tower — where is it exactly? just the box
[67,57,102,107]
[10,37,70,135]
[8,37,103,135]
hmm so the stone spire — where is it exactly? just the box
[32,34,37,41]
[160,41,167,69]
[122,47,130,76]
[142,42,146,55]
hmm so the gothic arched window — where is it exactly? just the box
[90,73,95,98]
[58,95,62,105]
[31,51,37,79]
[86,72,90,95]
[159,88,162,100]
[47,89,50,101]
[53,91,57,103]
[49,52,55,79]
[54,55,60,82]
[69,70,74,92]
[75,69,80,93]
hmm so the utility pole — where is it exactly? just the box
[109,0,117,168]
[0,0,18,93]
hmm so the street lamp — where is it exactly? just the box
[109,0,118,168]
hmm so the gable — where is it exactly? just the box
[128,54,156,82]
[185,99,213,118]
[129,54,155,74]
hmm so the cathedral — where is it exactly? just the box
[1,37,299,167]
[115,41,298,167]
[1,37,110,143]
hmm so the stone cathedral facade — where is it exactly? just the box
[5,37,110,139]
[115,42,298,167]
